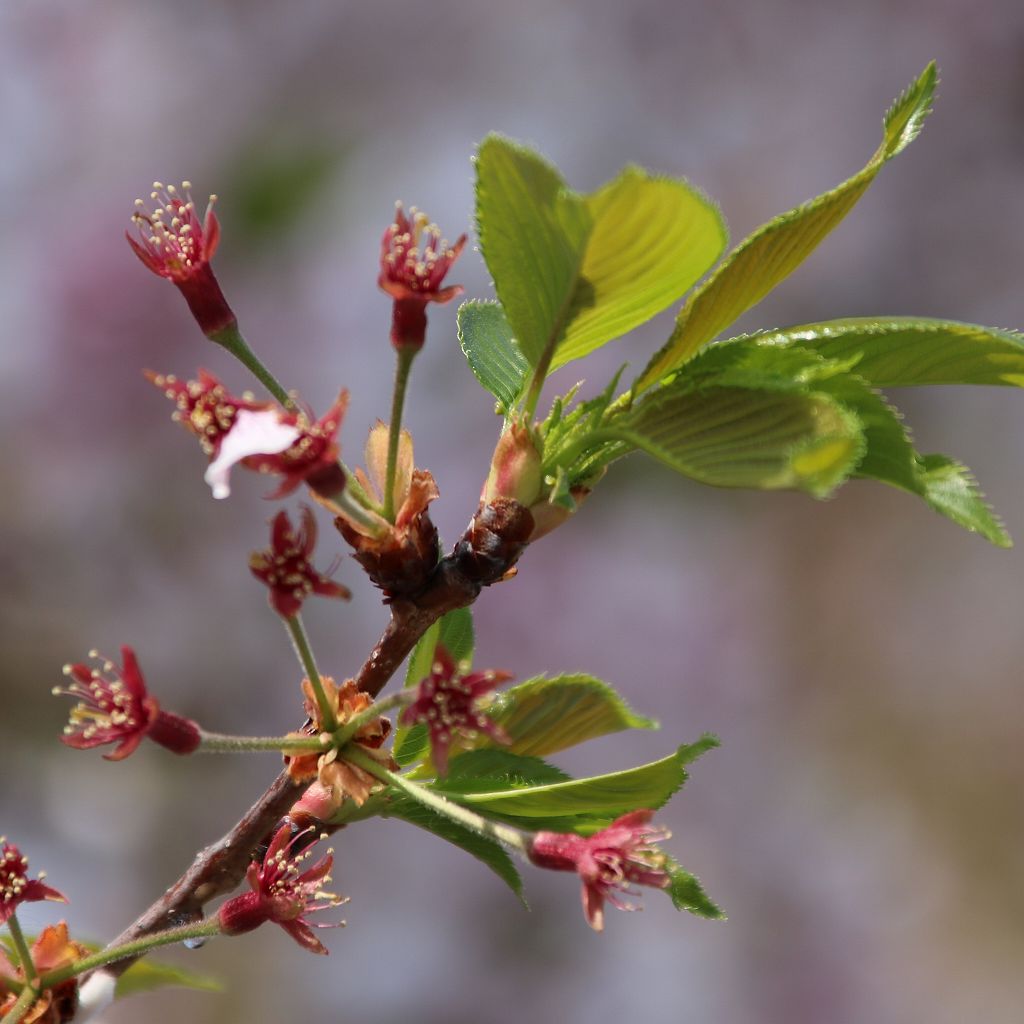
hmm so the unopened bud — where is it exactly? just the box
[482,423,543,506]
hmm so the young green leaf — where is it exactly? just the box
[664,859,725,920]
[475,136,726,390]
[608,380,866,497]
[454,673,658,760]
[115,959,224,999]
[458,300,530,409]
[383,794,526,904]
[759,317,1024,388]
[440,739,718,820]
[633,62,938,393]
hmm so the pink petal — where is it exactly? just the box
[204,409,300,499]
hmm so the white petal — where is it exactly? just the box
[76,970,117,1022]
[203,408,301,500]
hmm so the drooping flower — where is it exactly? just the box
[0,840,66,927]
[331,422,439,599]
[148,370,348,500]
[127,181,237,338]
[285,678,395,821]
[527,810,672,932]
[249,507,351,618]
[378,203,466,350]
[0,922,88,1024]
[54,646,201,760]
[216,824,345,955]
[400,645,511,776]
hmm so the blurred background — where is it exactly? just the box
[2,1,1024,1022]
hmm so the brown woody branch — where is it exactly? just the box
[101,499,533,973]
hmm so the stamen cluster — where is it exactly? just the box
[0,840,66,926]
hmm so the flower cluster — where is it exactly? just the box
[286,678,395,823]
[378,203,466,350]
[0,923,87,1024]
[1,841,65,927]
[528,810,672,931]
[54,646,200,760]
[127,181,236,338]
[217,824,345,955]
[249,507,350,618]
[148,370,347,499]
[400,646,511,775]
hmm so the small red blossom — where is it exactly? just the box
[127,181,237,337]
[216,824,345,955]
[54,646,201,760]
[527,810,672,932]
[0,840,66,927]
[249,507,351,618]
[378,203,466,350]
[148,370,348,500]
[0,922,88,1024]
[400,645,512,776]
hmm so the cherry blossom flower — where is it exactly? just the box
[0,922,88,1024]
[0,840,66,927]
[400,646,511,776]
[148,370,348,499]
[285,678,395,821]
[378,203,466,349]
[216,824,345,955]
[127,181,237,337]
[527,810,672,932]
[249,507,350,618]
[54,646,200,760]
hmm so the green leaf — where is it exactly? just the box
[608,379,866,497]
[440,739,718,820]
[458,300,531,408]
[115,958,224,999]
[665,859,725,919]
[384,793,526,904]
[455,673,658,760]
[396,608,476,766]
[475,136,726,381]
[440,748,571,791]
[762,317,1024,388]
[690,334,1011,545]
[634,62,938,392]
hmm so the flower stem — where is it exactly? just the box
[197,732,325,754]
[6,913,35,983]
[284,615,336,732]
[382,346,417,522]
[3,985,37,1024]
[331,691,408,748]
[38,920,222,990]
[341,745,529,853]
[209,324,293,409]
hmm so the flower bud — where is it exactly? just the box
[482,423,543,506]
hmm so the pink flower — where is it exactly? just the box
[0,840,66,927]
[127,181,237,337]
[527,810,672,932]
[148,370,348,500]
[54,646,201,760]
[216,824,345,954]
[249,507,351,618]
[378,203,466,350]
[400,646,511,776]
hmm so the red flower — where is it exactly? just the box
[127,181,237,337]
[55,646,201,760]
[249,507,351,618]
[400,646,511,776]
[216,824,345,955]
[0,923,88,1024]
[148,370,348,500]
[527,810,672,932]
[0,840,66,927]
[378,203,466,350]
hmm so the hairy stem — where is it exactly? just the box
[285,615,336,731]
[198,732,325,754]
[382,346,417,522]
[6,914,35,983]
[209,324,293,409]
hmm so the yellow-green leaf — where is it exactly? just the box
[633,62,938,393]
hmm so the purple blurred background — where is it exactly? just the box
[3,1,1024,1022]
